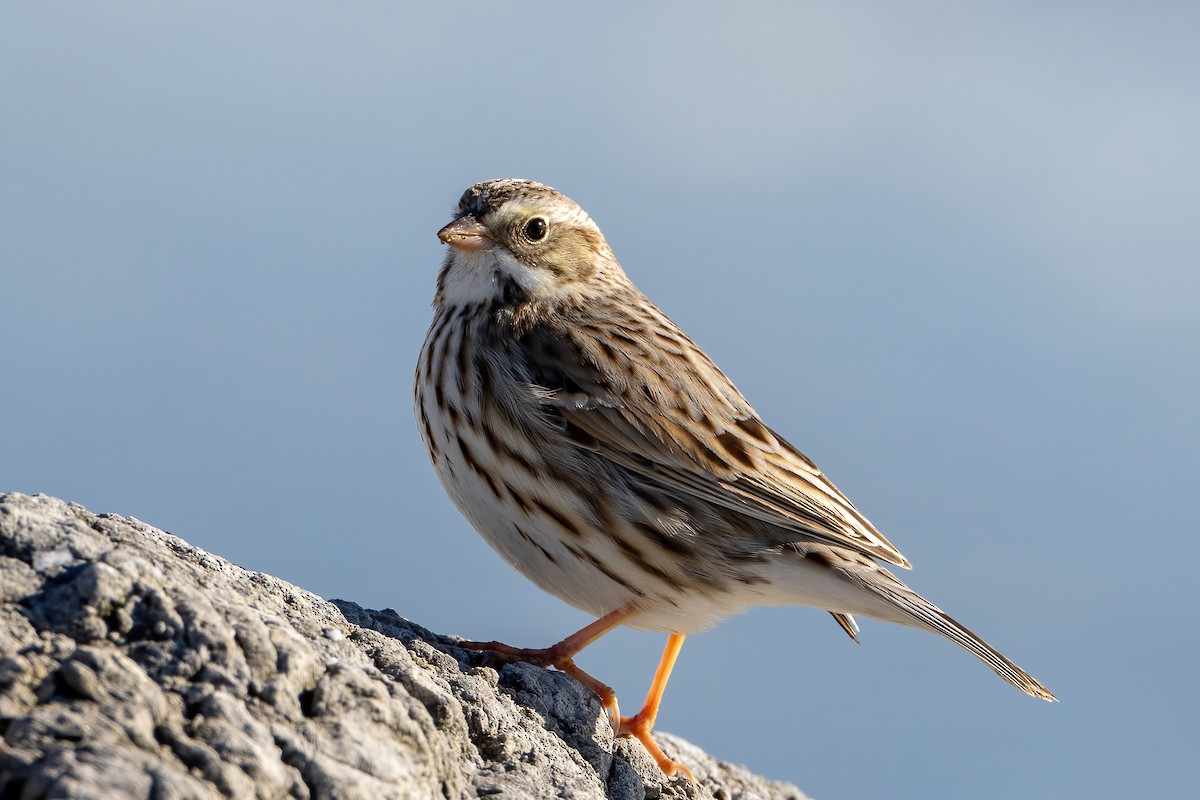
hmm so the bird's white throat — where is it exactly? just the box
[440,247,561,306]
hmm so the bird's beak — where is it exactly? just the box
[438,216,494,251]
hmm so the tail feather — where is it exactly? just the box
[903,595,1056,701]
[851,568,1057,702]
[829,611,861,642]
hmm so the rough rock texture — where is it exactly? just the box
[0,493,809,800]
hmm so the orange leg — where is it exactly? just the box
[458,606,638,727]
[617,633,694,782]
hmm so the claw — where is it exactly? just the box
[598,687,621,731]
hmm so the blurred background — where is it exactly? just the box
[3,3,1197,798]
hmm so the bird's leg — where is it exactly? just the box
[457,605,639,726]
[617,633,694,782]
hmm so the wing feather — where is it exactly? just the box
[512,300,912,569]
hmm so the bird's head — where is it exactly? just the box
[434,179,620,307]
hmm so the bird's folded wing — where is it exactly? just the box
[558,403,911,569]
[520,322,911,569]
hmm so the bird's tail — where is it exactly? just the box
[849,567,1057,701]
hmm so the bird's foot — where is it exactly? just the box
[617,709,695,783]
[457,641,624,728]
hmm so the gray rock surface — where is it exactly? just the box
[0,493,809,800]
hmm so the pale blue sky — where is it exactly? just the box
[3,4,1197,798]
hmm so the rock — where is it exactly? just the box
[0,493,809,800]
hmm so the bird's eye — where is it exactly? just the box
[523,217,548,242]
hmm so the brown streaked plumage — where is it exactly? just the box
[415,178,1055,780]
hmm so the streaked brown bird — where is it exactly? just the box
[415,179,1054,779]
